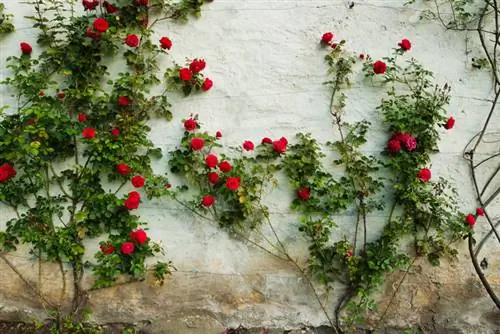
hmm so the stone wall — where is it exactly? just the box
[0,0,499,333]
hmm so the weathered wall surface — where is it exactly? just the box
[1,0,500,333]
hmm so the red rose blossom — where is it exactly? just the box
[86,27,100,40]
[273,137,288,154]
[373,60,387,74]
[124,191,141,210]
[219,161,232,173]
[444,116,455,130]
[261,137,272,145]
[347,250,353,257]
[103,1,118,13]
[417,168,431,182]
[130,229,148,245]
[190,137,205,150]
[466,213,476,227]
[131,175,145,188]
[398,38,411,51]
[242,141,254,151]
[93,18,109,33]
[205,154,219,168]
[226,177,241,191]
[111,128,120,137]
[331,43,338,49]
[135,0,148,5]
[359,53,365,60]
[118,96,131,106]
[160,37,172,50]
[57,92,65,99]
[125,34,140,47]
[116,163,131,176]
[20,42,32,55]
[184,118,197,131]
[100,243,115,255]
[216,131,222,138]
[208,172,219,184]
[202,78,213,91]
[321,32,333,44]
[403,136,417,151]
[82,128,96,140]
[0,163,16,183]
[297,187,310,201]
[179,68,193,81]
[83,0,99,10]
[121,242,135,255]
[189,59,206,73]
[202,195,215,207]
[77,113,87,122]
[387,139,401,154]
[476,207,485,216]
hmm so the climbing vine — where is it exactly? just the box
[0,2,14,34]
[0,0,210,331]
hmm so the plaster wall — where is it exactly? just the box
[0,1,499,333]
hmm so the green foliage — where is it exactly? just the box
[0,3,14,34]
[0,0,208,331]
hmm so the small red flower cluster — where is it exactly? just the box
[0,163,16,183]
[465,207,485,228]
[387,132,417,154]
[124,191,141,210]
[115,164,147,207]
[297,187,310,201]
[179,59,213,92]
[120,229,149,255]
[261,137,288,154]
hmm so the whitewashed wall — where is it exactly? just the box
[0,1,499,333]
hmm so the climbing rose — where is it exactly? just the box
[100,243,114,255]
[20,42,32,55]
[160,37,172,50]
[226,177,241,191]
[242,141,254,151]
[261,137,272,145]
[121,242,135,255]
[57,92,65,99]
[216,131,222,138]
[202,78,213,91]
[387,139,401,153]
[83,0,99,10]
[273,137,288,154]
[179,68,193,81]
[476,207,485,216]
[116,163,131,176]
[205,154,219,168]
[125,34,140,47]
[403,136,417,151]
[321,32,333,43]
[297,187,310,201]
[93,18,109,33]
[219,161,232,173]
[359,53,365,60]
[417,168,431,182]
[77,113,87,122]
[189,59,206,73]
[0,163,16,183]
[130,229,148,245]
[82,128,96,139]
[190,138,205,150]
[118,96,131,106]
[208,172,219,184]
[466,214,476,227]
[111,128,120,137]
[131,175,145,188]
[103,1,118,13]
[444,116,455,130]
[373,60,387,74]
[184,118,197,131]
[398,38,411,51]
[202,195,215,207]
[124,191,140,210]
